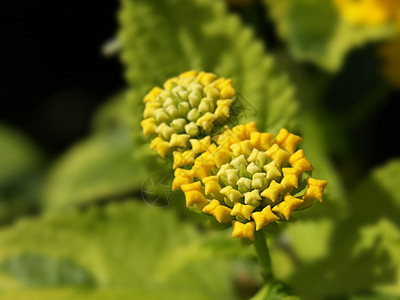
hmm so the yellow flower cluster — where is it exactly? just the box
[172,122,328,241]
[141,71,237,166]
[334,0,400,28]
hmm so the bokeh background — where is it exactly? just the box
[0,0,399,299]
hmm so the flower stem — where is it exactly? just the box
[253,230,274,283]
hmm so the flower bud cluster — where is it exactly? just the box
[141,71,237,167]
[172,123,327,241]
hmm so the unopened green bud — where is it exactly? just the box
[247,162,260,176]
[178,102,190,116]
[187,108,201,122]
[198,97,215,114]
[156,123,174,140]
[230,155,247,170]
[170,118,187,132]
[165,105,179,119]
[239,164,252,179]
[154,108,170,123]
[184,122,199,136]
[237,177,252,193]
[188,91,202,107]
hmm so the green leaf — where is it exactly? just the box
[118,0,299,140]
[0,200,244,299]
[2,253,95,287]
[43,129,145,212]
[265,0,396,72]
[282,160,400,298]
[0,123,43,223]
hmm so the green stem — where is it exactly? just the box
[253,230,274,283]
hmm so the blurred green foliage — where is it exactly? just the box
[0,0,399,299]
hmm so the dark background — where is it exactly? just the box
[0,1,123,157]
[1,0,399,174]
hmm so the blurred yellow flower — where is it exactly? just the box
[334,0,400,26]
[141,71,238,164]
[173,124,328,241]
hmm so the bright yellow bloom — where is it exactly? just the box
[272,194,304,220]
[266,144,290,166]
[260,180,286,204]
[172,123,327,241]
[149,137,170,158]
[172,168,195,191]
[289,150,314,173]
[202,176,221,195]
[232,221,256,241]
[231,202,256,220]
[181,181,208,207]
[273,128,303,154]
[280,167,301,191]
[334,0,397,26]
[252,205,280,231]
[202,200,233,223]
[172,150,195,169]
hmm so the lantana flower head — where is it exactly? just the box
[141,71,238,167]
[173,122,327,241]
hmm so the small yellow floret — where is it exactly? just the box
[214,99,233,122]
[143,87,163,103]
[231,203,256,220]
[272,194,304,220]
[181,181,208,207]
[260,180,285,203]
[230,140,252,157]
[303,178,328,203]
[196,112,215,132]
[141,118,157,135]
[150,137,170,158]
[173,150,195,169]
[197,72,217,86]
[202,176,221,195]
[232,221,255,241]
[172,168,195,191]
[289,150,314,173]
[281,168,301,190]
[202,200,233,223]
[266,144,290,166]
[250,132,274,150]
[220,84,236,99]
[169,134,190,148]
[273,128,303,154]
[190,136,211,154]
[251,205,280,231]
[163,77,178,90]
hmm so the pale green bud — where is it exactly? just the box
[188,91,202,107]
[187,108,201,122]
[154,108,170,123]
[178,102,190,116]
[156,123,174,140]
[244,190,261,206]
[165,105,179,119]
[198,97,215,114]
[184,122,199,136]
[247,162,260,176]
[170,118,187,132]
[230,155,247,170]
[252,173,266,189]
[237,177,252,193]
